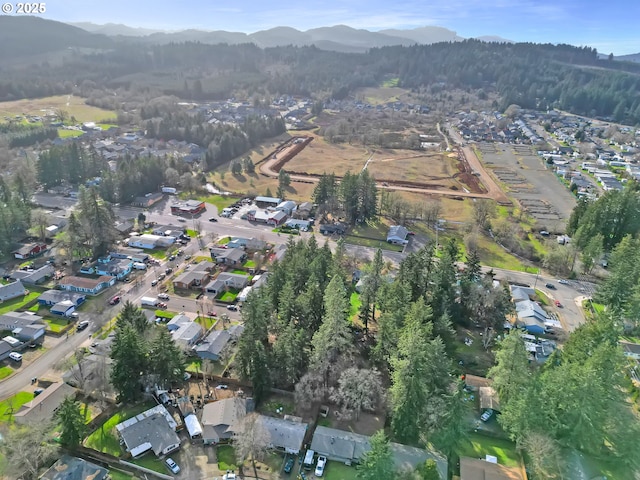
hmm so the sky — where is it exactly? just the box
[39,0,640,55]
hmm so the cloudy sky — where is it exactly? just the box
[41,0,640,55]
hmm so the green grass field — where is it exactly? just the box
[217,445,238,470]
[349,292,361,323]
[44,316,70,333]
[324,461,358,480]
[475,236,537,273]
[130,456,165,474]
[57,128,84,138]
[457,433,521,468]
[180,193,237,212]
[84,402,154,455]
[195,315,216,330]
[0,291,40,315]
[0,391,34,424]
[0,95,116,124]
[0,366,14,380]
[155,310,176,319]
[219,290,239,302]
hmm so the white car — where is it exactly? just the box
[151,279,158,286]
[558,279,569,285]
[9,352,22,362]
[480,409,494,422]
[158,293,170,300]
[315,455,327,477]
[165,458,180,474]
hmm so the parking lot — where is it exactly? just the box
[479,142,576,231]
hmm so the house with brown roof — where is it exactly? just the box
[201,397,252,445]
[460,457,523,480]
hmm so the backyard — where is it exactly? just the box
[84,402,155,455]
[44,316,70,333]
[0,391,34,424]
[217,445,237,471]
[456,432,521,469]
[0,291,40,315]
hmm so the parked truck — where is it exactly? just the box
[141,296,159,308]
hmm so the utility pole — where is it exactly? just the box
[533,269,540,290]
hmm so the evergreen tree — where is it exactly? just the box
[110,324,148,402]
[56,396,86,447]
[356,430,395,480]
[148,329,186,388]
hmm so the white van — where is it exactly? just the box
[9,352,22,362]
[133,262,147,270]
[303,449,315,470]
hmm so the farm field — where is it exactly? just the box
[0,95,116,124]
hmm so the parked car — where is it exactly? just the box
[158,293,170,300]
[168,255,176,261]
[109,295,120,305]
[315,456,327,477]
[545,283,556,289]
[226,305,238,311]
[480,409,494,422]
[558,279,569,285]
[77,320,90,331]
[215,384,229,390]
[165,458,180,474]
[209,217,218,222]
[151,279,158,286]
[158,273,166,280]
[165,267,173,274]
[284,456,295,474]
[177,218,186,223]
[9,352,22,362]
[70,312,79,319]
[207,311,217,316]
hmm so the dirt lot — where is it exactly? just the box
[478,142,576,231]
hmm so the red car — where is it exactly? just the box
[554,300,562,308]
[109,295,121,305]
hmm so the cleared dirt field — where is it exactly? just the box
[367,152,461,188]
[478,142,576,231]
[0,95,116,123]
[285,133,371,176]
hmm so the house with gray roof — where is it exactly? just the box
[210,247,247,266]
[0,340,12,361]
[173,269,210,290]
[14,382,76,425]
[311,426,447,478]
[9,264,54,285]
[0,312,46,342]
[387,225,409,245]
[168,316,203,349]
[40,455,108,480]
[194,325,245,361]
[227,237,267,250]
[38,290,86,307]
[257,415,308,454]
[201,397,253,445]
[514,300,548,335]
[205,273,249,296]
[0,280,26,302]
[115,405,180,458]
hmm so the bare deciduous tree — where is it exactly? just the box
[234,412,270,479]
[0,421,58,479]
[330,367,384,420]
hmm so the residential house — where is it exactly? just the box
[50,300,77,317]
[319,223,346,235]
[14,382,76,425]
[152,224,185,237]
[255,196,281,208]
[268,210,288,226]
[12,242,47,260]
[201,397,253,445]
[94,255,133,280]
[40,455,109,480]
[38,290,86,307]
[128,234,175,249]
[170,199,206,216]
[509,285,535,303]
[167,314,203,348]
[210,247,247,266]
[173,269,210,290]
[59,275,116,295]
[0,280,26,302]
[0,312,46,342]
[132,192,164,208]
[115,220,135,235]
[387,225,409,245]
[459,456,523,480]
[0,340,12,361]
[205,273,249,296]
[276,200,297,215]
[514,300,549,334]
[256,415,308,455]
[311,426,447,478]
[115,405,181,458]
[285,219,311,230]
[112,247,149,263]
[293,201,313,219]
[195,325,245,361]
[246,209,288,225]
[9,264,54,285]
[227,237,267,250]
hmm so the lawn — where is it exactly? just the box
[195,315,216,330]
[180,193,237,211]
[147,248,168,260]
[0,95,116,123]
[323,461,358,480]
[217,445,238,471]
[186,229,198,238]
[345,236,405,252]
[243,260,256,269]
[475,235,537,273]
[534,289,550,306]
[0,366,14,380]
[155,310,176,319]
[108,471,132,480]
[130,456,165,474]
[218,236,230,245]
[44,316,70,333]
[0,291,40,315]
[349,292,361,322]
[0,391,34,424]
[84,402,154,455]
[219,291,239,302]
[457,433,520,468]
[57,128,84,138]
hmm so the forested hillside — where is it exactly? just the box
[1,16,640,123]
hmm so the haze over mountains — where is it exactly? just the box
[69,20,505,52]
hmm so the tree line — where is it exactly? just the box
[2,40,640,124]
[312,171,378,225]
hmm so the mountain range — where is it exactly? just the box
[69,21,507,52]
